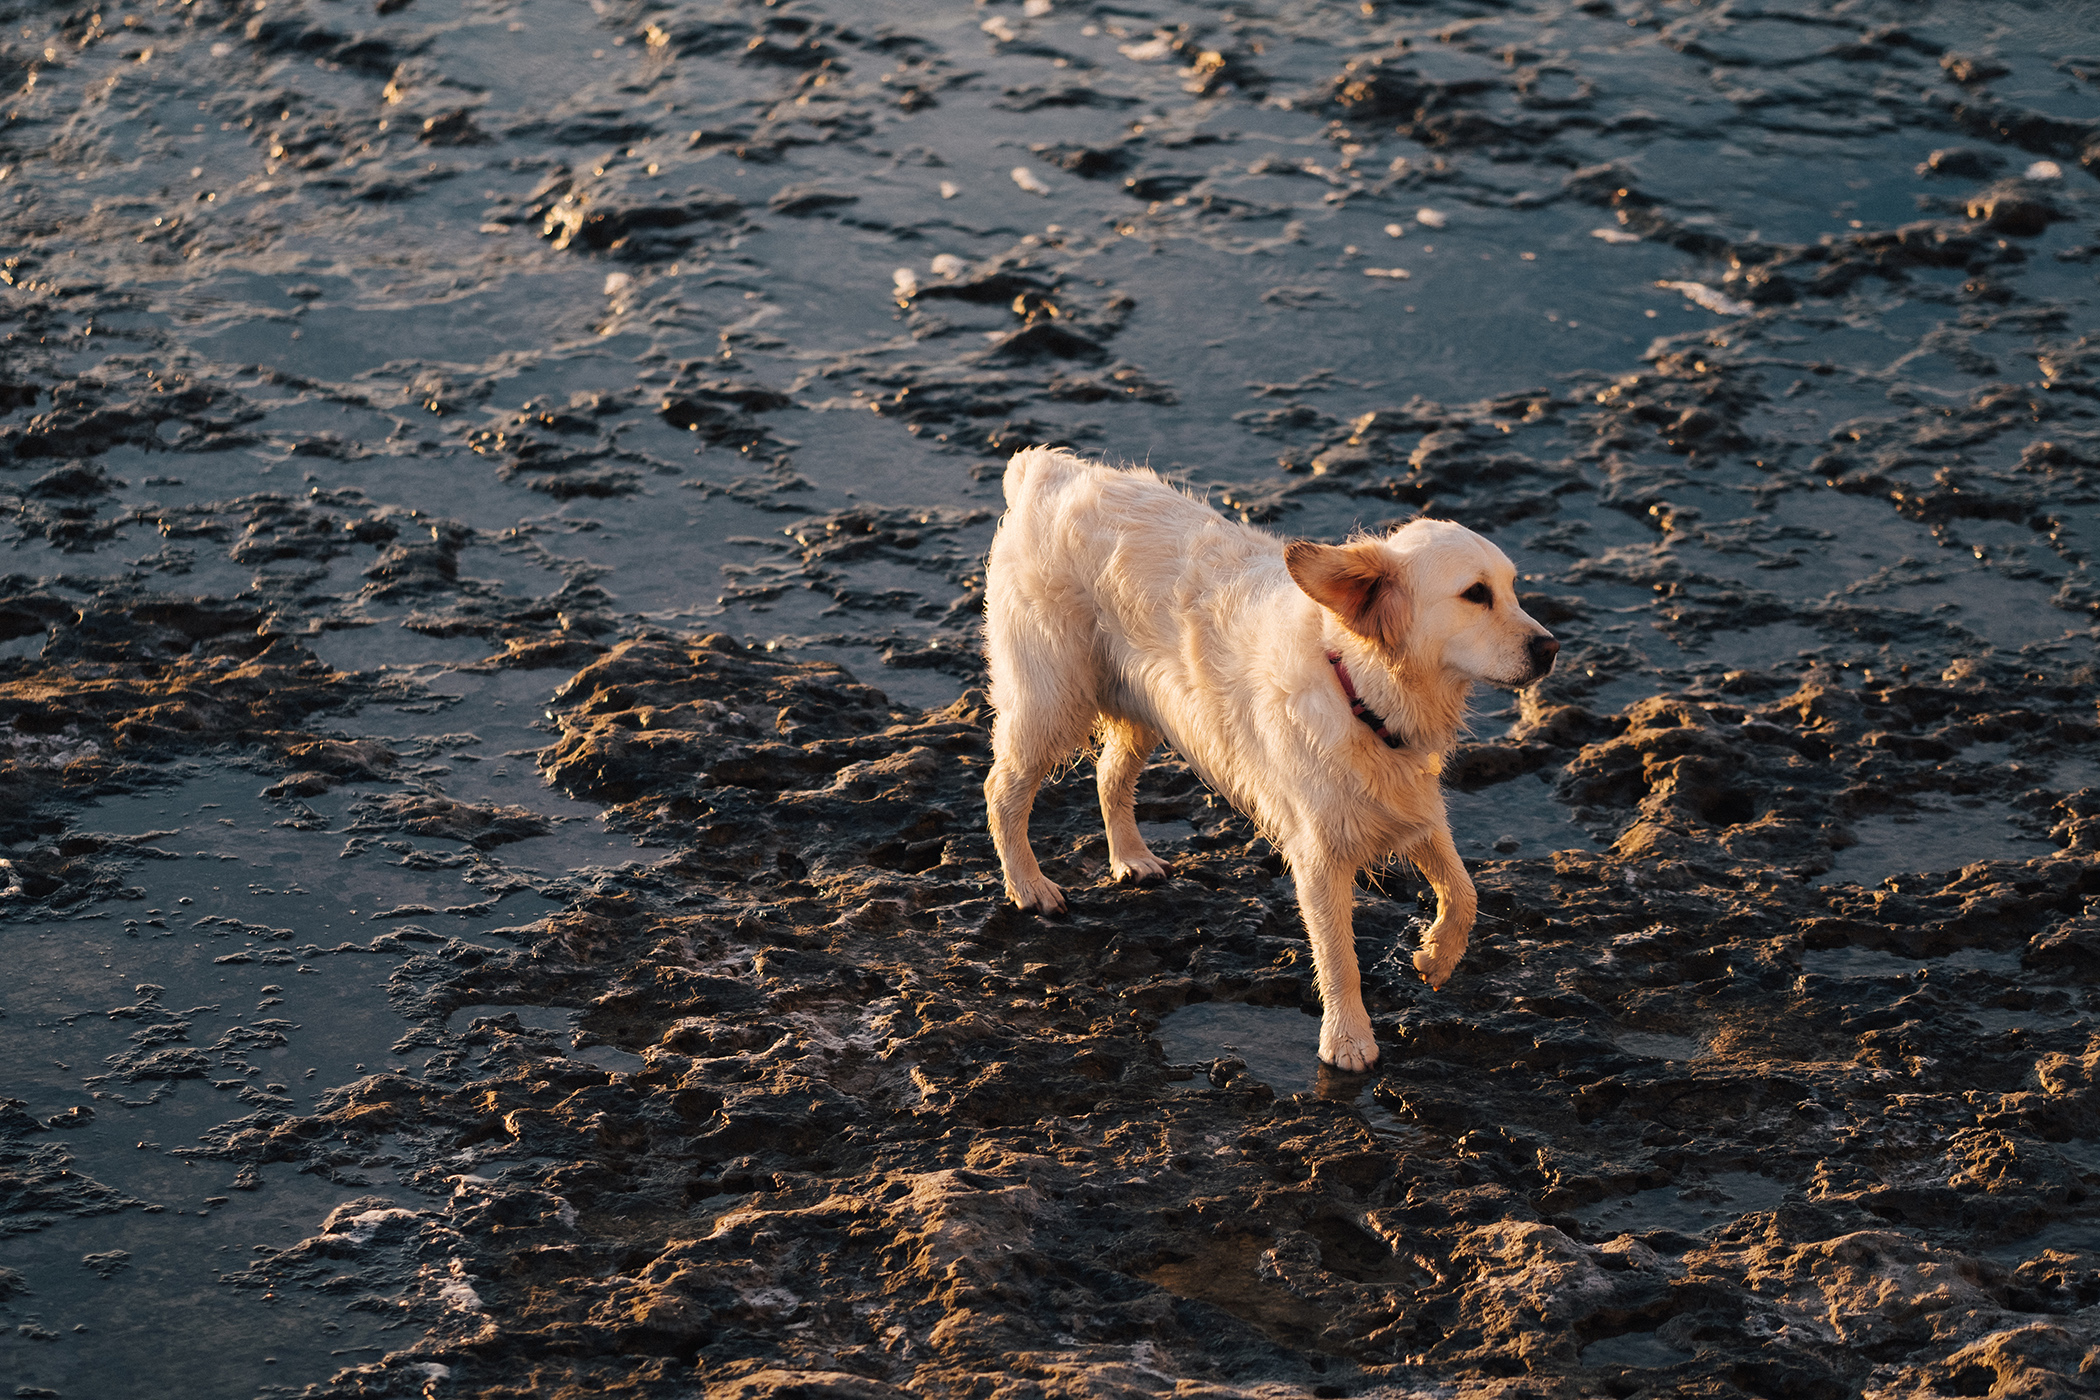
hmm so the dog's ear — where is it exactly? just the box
[1285,540,1409,645]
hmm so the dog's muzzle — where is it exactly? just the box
[1525,634,1560,682]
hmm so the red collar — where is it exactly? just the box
[1327,651,1407,749]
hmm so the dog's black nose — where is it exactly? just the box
[1527,635,1559,676]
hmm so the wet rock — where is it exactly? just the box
[1919,146,2004,178]
[418,108,489,147]
[659,397,770,449]
[276,737,396,782]
[995,84,1139,112]
[1966,181,2066,237]
[1940,52,2011,86]
[535,172,743,258]
[766,184,858,217]
[1318,51,1543,154]
[0,1100,50,1136]
[1309,445,1377,477]
[25,462,119,499]
[704,1371,911,1400]
[903,264,1055,308]
[1719,261,1800,306]
[985,321,1108,363]
[668,378,794,413]
[0,622,350,845]
[120,1047,212,1080]
[1029,141,1136,177]
[1043,364,1176,405]
[321,1196,429,1242]
[348,794,551,848]
[1324,54,1437,120]
[1661,405,1748,454]
[539,634,899,807]
[362,523,471,596]
[485,636,611,670]
[243,2,401,76]
[522,468,642,499]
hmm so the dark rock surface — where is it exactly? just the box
[148,631,2089,1400]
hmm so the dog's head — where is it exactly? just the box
[1284,520,1557,686]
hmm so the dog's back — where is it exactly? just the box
[984,445,1330,848]
[991,448,1281,660]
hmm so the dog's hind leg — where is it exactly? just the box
[1096,718,1166,885]
[986,709,1091,912]
[1290,855,1379,1072]
[1404,824,1477,990]
[984,642,1095,914]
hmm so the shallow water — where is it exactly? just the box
[2,0,2097,1391]
[1815,809,2056,887]
[1579,1330,1689,1370]
[1982,1216,2100,1262]
[1445,770,1602,857]
[446,1001,649,1073]
[1614,1030,1707,1062]
[1799,945,2023,978]
[1158,999,1325,1089]
[0,669,601,1396]
[1580,1171,1793,1241]
[1155,999,1440,1149]
[0,1170,405,1397]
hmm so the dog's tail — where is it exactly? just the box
[1002,445,1083,509]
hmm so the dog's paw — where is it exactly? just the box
[1318,1019,1380,1074]
[1007,874,1067,914]
[1109,851,1168,886]
[1413,943,1463,990]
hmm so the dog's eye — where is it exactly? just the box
[1461,583,1492,606]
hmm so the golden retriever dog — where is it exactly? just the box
[982,447,1557,1072]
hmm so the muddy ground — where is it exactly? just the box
[0,0,2097,1396]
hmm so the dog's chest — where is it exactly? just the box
[1307,747,1448,851]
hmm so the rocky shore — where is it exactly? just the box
[1,0,2096,1395]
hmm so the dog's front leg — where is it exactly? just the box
[1292,857,1378,1072]
[1406,825,1477,990]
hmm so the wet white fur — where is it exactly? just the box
[982,447,1554,1072]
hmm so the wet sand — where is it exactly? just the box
[1,0,2096,1396]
